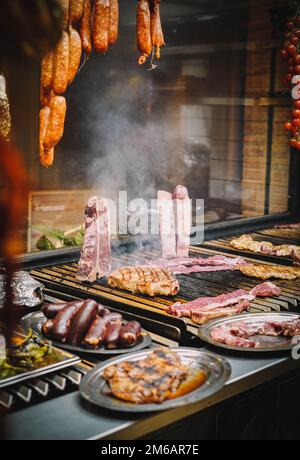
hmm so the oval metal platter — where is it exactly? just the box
[198,312,300,353]
[79,348,231,413]
[21,311,152,356]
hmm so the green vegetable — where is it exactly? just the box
[33,225,84,251]
[36,235,56,251]
[0,329,58,380]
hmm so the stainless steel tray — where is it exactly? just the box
[79,348,231,413]
[21,311,152,356]
[0,335,80,389]
[198,312,300,353]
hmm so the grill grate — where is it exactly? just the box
[30,247,300,340]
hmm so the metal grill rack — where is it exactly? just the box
[29,247,300,341]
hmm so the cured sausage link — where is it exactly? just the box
[41,51,54,91]
[69,0,84,24]
[43,95,67,150]
[68,26,82,86]
[53,31,70,95]
[93,0,110,54]
[137,0,152,65]
[80,0,92,55]
[149,0,165,60]
[108,0,119,46]
[39,107,54,168]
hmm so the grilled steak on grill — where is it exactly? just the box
[107,266,180,297]
[103,348,189,404]
[238,264,300,280]
[230,235,300,263]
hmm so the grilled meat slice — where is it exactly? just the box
[107,266,179,297]
[230,235,274,253]
[103,348,188,404]
[230,235,300,263]
[238,264,300,280]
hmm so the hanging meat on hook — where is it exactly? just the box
[80,0,92,56]
[149,0,165,60]
[69,0,84,25]
[68,26,82,86]
[53,31,70,94]
[137,0,152,65]
[108,0,119,46]
[39,107,54,168]
[57,0,69,29]
[93,0,110,54]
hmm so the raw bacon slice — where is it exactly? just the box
[77,197,111,283]
[157,190,176,258]
[173,185,191,258]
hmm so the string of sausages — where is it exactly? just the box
[39,0,119,168]
[137,0,165,67]
[39,0,165,168]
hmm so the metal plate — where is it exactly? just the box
[21,311,152,356]
[79,348,231,413]
[198,312,300,353]
[0,332,80,389]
